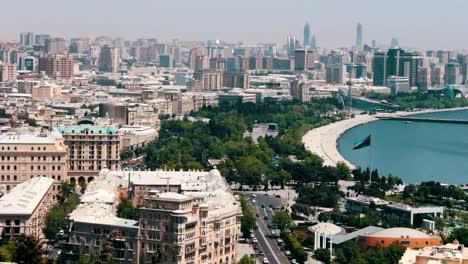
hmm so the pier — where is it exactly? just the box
[376,116,468,124]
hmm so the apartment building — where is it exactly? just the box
[56,125,120,184]
[0,130,68,194]
[0,177,56,240]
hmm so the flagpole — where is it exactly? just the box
[369,139,372,184]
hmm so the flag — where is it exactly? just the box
[353,135,371,150]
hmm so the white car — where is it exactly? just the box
[252,199,256,203]
[252,238,258,243]
[263,257,269,264]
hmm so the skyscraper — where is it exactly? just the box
[19,32,34,48]
[356,23,363,50]
[287,36,297,57]
[310,35,317,50]
[444,62,459,85]
[294,48,315,71]
[390,37,399,47]
[303,22,311,47]
[372,47,422,87]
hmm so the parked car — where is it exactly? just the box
[263,258,269,264]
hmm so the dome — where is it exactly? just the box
[366,227,432,239]
[309,223,343,236]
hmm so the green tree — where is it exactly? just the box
[336,162,351,179]
[240,196,257,237]
[366,244,386,264]
[238,255,255,264]
[12,234,44,264]
[117,198,139,221]
[335,241,365,264]
[314,248,331,264]
[25,118,38,127]
[272,211,293,231]
[384,242,406,264]
[448,227,468,246]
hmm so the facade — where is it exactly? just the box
[326,64,346,84]
[417,67,430,90]
[99,45,120,73]
[372,48,422,87]
[19,56,36,71]
[160,54,173,68]
[431,66,444,86]
[383,203,444,227]
[399,243,468,264]
[290,76,310,102]
[0,63,17,82]
[386,76,410,95]
[193,71,223,90]
[45,37,67,53]
[38,53,75,79]
[445,62,459,85]
[304,22,311,47]
[357,227,442,250]
[0,130,67,194]
[19,32,35,48]
[223,72,250,88]
[32,84,62,100]
[120,125,158,151]
[56,125,120,183]
[294,48,315,71]
[0,177,55,240]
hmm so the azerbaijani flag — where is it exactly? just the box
[353,135,371,150]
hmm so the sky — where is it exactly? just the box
[1,0,468,50]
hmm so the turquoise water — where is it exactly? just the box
[337,109,468,184]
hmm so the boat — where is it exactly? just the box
[404,121,413,124]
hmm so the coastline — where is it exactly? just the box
[302,106,468,169]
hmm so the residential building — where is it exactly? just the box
[193,71,223,90]
[119,126,158,151]
[326,64,346,84]
[56,125,120,183]
[431,66,444,86]
[160,54,173,68]
[19,56,36,71]
[290,76,310,102]
[386,76,410,95]
[399,243,468,264]
[38,53,75,79]
[32,84,62,100]
[223,72,250,88]
[0,130,68,193]
[45,37,67,53]
[0,177,56,240]
[0,63,17,82]
[99,45,120,73]
[445,62,459,85]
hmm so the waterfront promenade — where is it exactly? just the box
[302,107,468,169]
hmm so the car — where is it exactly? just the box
[291,259,297,264]
[275,195,281,198]
[264,193,269,196]
[256,213,260,217]
[58,229,65,236]
[263,216,268,220]
[252,199,256,203]
[261,205,265,208]
[252,238,258,243]
[263,257,269,264]
[285,250,291,256]
[252,194,257,197]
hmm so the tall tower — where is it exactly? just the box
[303,22,311,47]
[287,36,297,57]
[310,35,317,50]
[356,23,363,50]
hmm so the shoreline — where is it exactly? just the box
[302,106,468,169]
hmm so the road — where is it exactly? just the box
[246,193,290,264]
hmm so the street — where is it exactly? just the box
[245,192,291,264]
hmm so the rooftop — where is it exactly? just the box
[56,125,118,134]
[0,129,63,145]
[365,227,433,239]
[0,177,54,215]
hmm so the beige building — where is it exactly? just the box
[31,84,62,100]
[194,71,224,90]
[17,80,40,94]
[0,130,68,194]
[38,53,75,79]
[56,125,120,184]
[119,125,158,151]
[399,243,468,264]
[0,177,56,240]
[0,63,17,82]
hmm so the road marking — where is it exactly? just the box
[255,207,284,264]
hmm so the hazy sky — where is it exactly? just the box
[2,0,468,49]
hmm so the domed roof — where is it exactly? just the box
[309,223,343,236]
[366,228,432,239]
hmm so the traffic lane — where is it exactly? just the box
[255,206,290,264]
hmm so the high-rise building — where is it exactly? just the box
[0,130,68,193]
[436,50,450,65]
[98,45,120,73]
[38,53,75,79]
[19,56,36,71]
[226,57,243,72]
[69,38,90,54]
[390,37,399,47]
[444,62,459,85]
[294,48,315,71]
[189,47,205,70]
[223,72,250,88]
[0,63,17,82]
[304,22,311,47]
[287,36,297,57]
[209,57,226,71]
[56,125,120,184]
[326,64,347,84]
[34,34,50,46]
[19,32,34,48]
[356,23,363,50]
[159,54,173,68]
[45,38,67,53]
[290,76,310,102]
[193,71,223,90]
[430,66,444,87]
[372,48,422,87]
[417,67,430,90]
[194,55,209,72]
[310,35,317,50]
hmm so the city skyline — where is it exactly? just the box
[0,0,467,49]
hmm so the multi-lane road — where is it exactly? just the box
[245,193,291,264]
